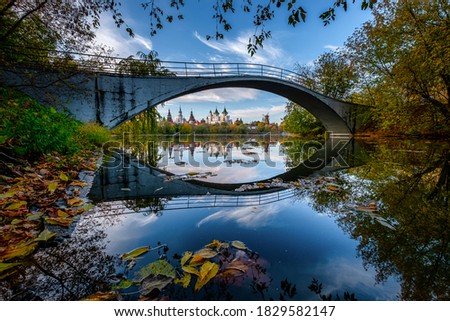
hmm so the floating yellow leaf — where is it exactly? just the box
[194,261,219,292]
[205,239,223,251]
[70,181,88,187]
[82,163,97,171]
[194,248,218,259]
[0,262,21,273]
[180,251,192,266]
[231,240,247,250]
[174,273,191,288]
[6,200,27,210]
[45,217,74,227]
[59,172,69,181]
[57,209,69,217]
[0,242,38,261]
[189,255,206,267]
[326,184,340,191]
[34,229,56,242]
[121,246,150,261]
[182,265,200,276]
[67,197,84,207]
[47,181,58,194]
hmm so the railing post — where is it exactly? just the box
[185,62,188,76]
[213,64,216,76]
[237,63,240,75]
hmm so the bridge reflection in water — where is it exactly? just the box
[88,137,361,215]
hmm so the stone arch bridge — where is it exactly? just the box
[1,58,363,135]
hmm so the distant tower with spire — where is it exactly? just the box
[175,106,184,124]
[167,109,173,123]
[188,109,196,124]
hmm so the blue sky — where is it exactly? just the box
[95,1,373,124]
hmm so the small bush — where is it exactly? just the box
[0,87,112,158]
[0,87,82,157]
[78,122,112,147]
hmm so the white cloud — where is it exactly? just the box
[94,16,153,57]
[171,88,260,103]
[324,44,339,51]
[194,30,285,66]
[232,104,286,119]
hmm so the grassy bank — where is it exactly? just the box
[0,86,111,270]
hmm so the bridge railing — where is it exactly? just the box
[155,61,304,83]
[0,46,306,84]
[87,188,297,218]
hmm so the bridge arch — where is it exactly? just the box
[101,74,355,135]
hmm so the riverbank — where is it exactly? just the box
[0,86,110,273]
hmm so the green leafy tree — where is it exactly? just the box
[0,0,125,60]
[295,50,358,101]
[345,1,450,133]
[281,101,325,135]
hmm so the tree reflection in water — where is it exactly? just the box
[0,214,122,300]
[298,140,449,300]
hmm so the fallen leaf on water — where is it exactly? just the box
[45,217,74,227]
[194,261,219,291]
[0,262,21,273]
[140,274,173,296]
[69,181,88,187]
[0,242,38,261]
[121,246,150,261]
[67,197,84,207]
[26,213,42,221]
[205,239,223,251]
[180,251,192,266]
[182,265,200,276]
[135,260,176,282]
[188,255,206,267]
[82,164,97,171]
[81,203,95,211]
[194,248,218,259]
[34,229,56,242]
[174,273,191,288]
[57,209,69,217]
[326,184,340,192]
[81,291,116,301]
[113,279,136,290]
[231,240,247,250]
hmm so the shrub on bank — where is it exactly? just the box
[78,122,112,147]
[0,86,110,158]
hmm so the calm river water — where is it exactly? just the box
[1,135,448,301]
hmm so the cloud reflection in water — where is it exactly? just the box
[197,203,282,229]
